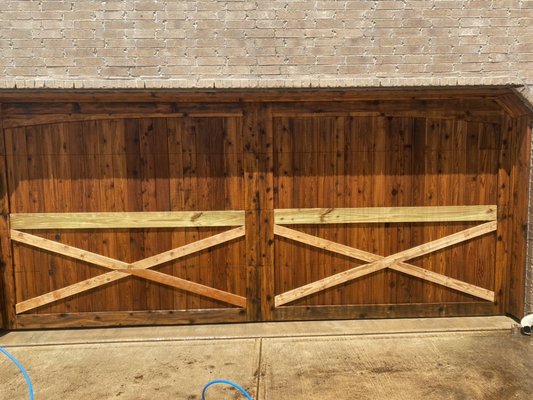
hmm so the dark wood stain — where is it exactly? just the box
[0,90,530,328]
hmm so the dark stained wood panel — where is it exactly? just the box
[272,115,500,307]
[0,90,530,329]
[4,116,246,315]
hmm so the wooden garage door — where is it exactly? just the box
[4,115,250,327]
[0,91,530,328]
[271,115,501,320]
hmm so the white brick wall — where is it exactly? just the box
[0,0,531,101]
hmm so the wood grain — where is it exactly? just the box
[15,226,245,313]
[273,302,497,321]
[10,211,246,229]
[15,308,246,329]
[274,225,494,302]
[275,221,497,306]
[1,92,530,327]
[0,104,16,328]
[274,206,497,224]
[243,103,275,321]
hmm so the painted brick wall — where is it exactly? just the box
[1,0,533,314]
[0,0,532,99]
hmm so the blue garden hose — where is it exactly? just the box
[202,379,253,400]
[0,345,34,400]
[3,343,248,400]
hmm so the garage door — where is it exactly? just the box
[0,90,530,328]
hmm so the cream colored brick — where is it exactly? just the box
[130,66,160,76]
[284,20,316,29]
[63,11,96,20]
[134,0,166,11]
[195,56,226,66]
[251,65,281,74]
[99,67,130,76]
[67,67,100,75]
[274,10,306,19]
[274,47,307,56]
[1,29,32,39]
[134,39,163,48]
[42,2,72,11]
[0,0,529,110]
[105,1,135,11]
[191,65,223,74]
[223,20,254,29]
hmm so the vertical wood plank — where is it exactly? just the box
[495,116,514,313]
[85,120,105,312]
[23,125,45,308]
[98,119,120,312]
[125,119,145,311]
[273,116,293,302]
[507,116,531,316]
[167,117,188,310]
[139,118,161,311]
[152,118,172,310]
[182,117,200,310]
[110,118,134,311]
[372,116,387,303]
[0,104,16,328]
[243,103,274,321]
[224,117,245,302]
[331,116,346,305]
[411,117,427,302]
[41,123,68,313]
[450,120,468,301]
[391,117,414,304]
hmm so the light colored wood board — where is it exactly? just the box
[132,226,245,270]
[123,269,246,308]
[16,270,129,314]
[274,206,497,225]
[276,262,386,307]
[274,225,381,262]
[10,230,130,270]
[388,263,495,302]
[10,211,245,229]
[274,221,497,306]
[14,227,246,313]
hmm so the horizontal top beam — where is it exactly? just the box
[10,211,245,229]
[0,86,523,103]
[10,206,496,229]
[275,206,497,225]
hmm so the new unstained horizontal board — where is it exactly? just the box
[10,211,245,229]
[274,206,497,224]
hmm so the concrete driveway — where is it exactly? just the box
[0,317,531,399]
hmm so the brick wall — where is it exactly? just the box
[0,0,532,99]
[2,0,533,314]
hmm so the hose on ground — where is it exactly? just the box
[202,379,253,400]
[0,345,34,400]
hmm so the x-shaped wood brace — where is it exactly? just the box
[11,227,246,314]
[274,221,497,307]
